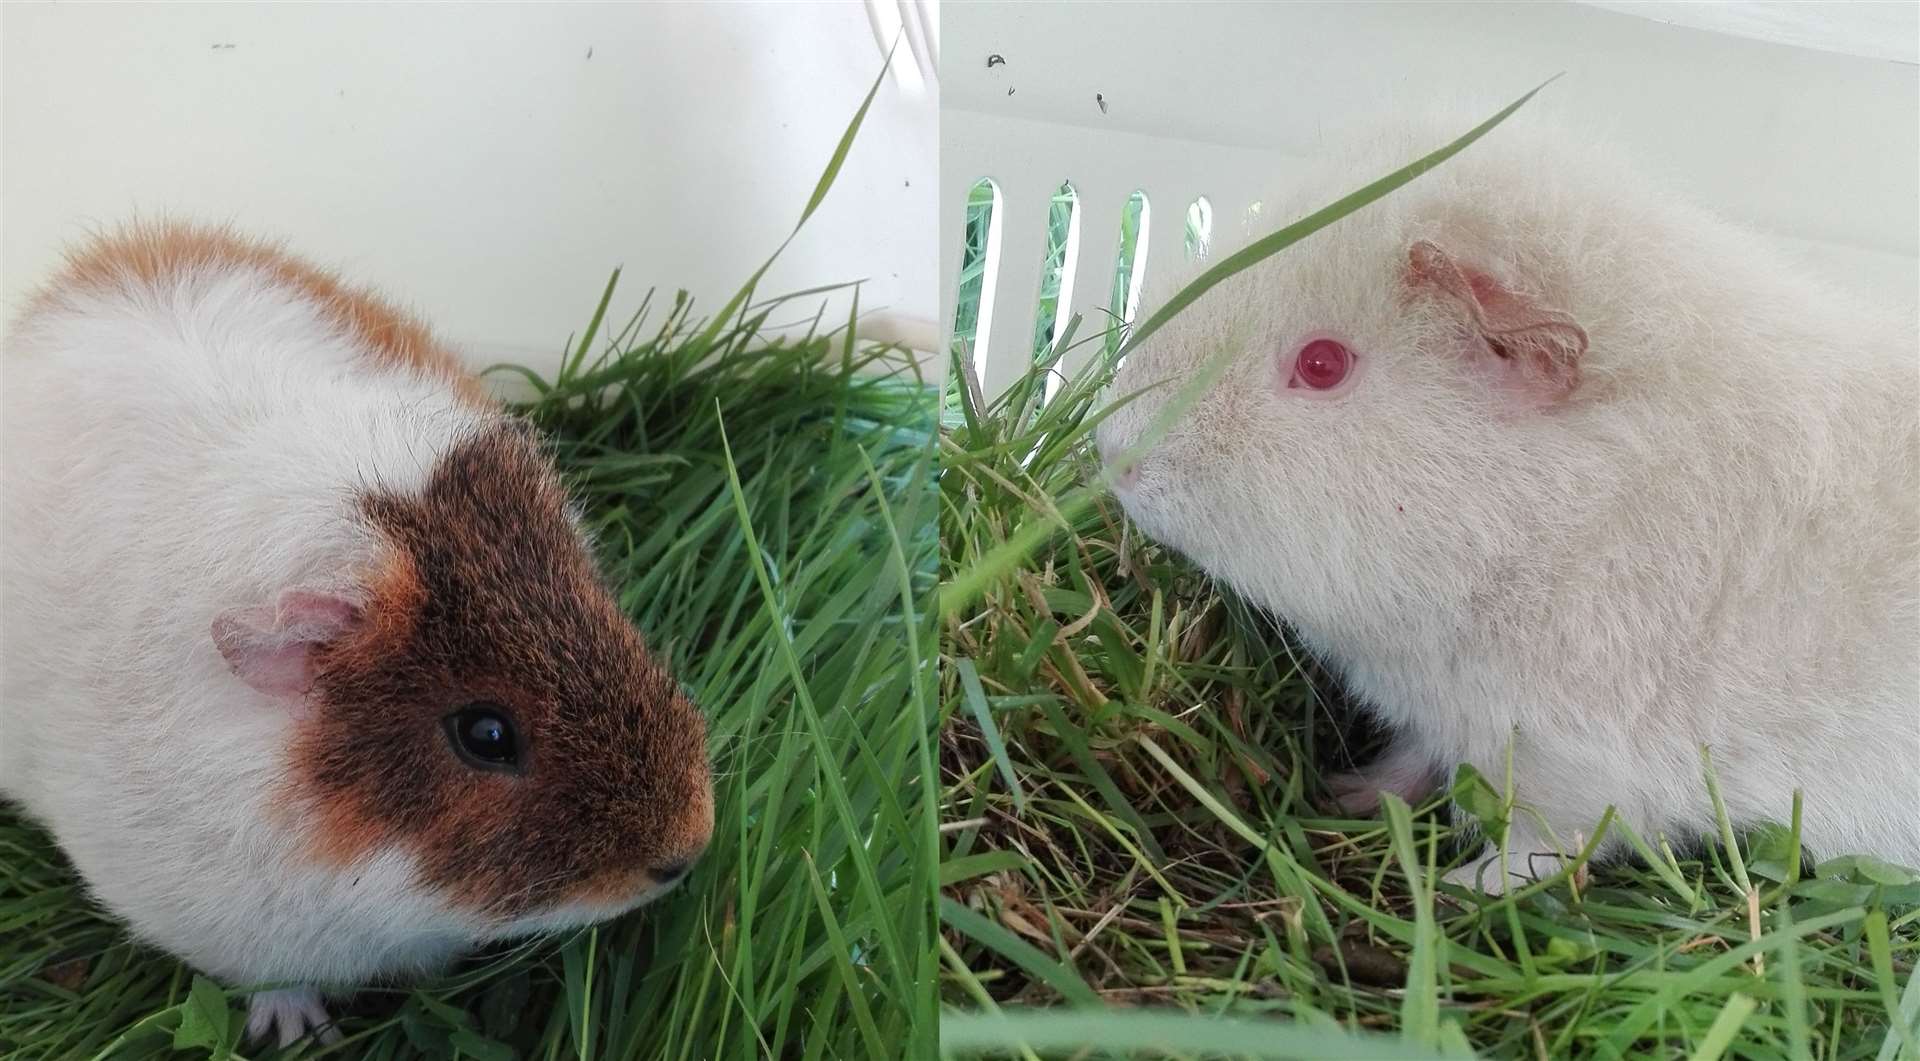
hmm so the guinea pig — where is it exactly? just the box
[1096,113,1919,891]
[0,222,715,1045]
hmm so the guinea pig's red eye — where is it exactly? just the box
[443,702,522,774]
[1289,338,1353,391]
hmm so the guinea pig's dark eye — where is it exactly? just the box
[443,703,522,773]
[1286,337,1356,393]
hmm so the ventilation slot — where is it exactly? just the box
[1106,190,1150,360]
[1185,195,1213,263]
[952,177,1003,386]
[1031,181,1081,401]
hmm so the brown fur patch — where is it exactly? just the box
[299,547,429,865]
[34,220,492,407]
[287,423,713,919]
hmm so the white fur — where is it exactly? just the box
[0,261,627,1018]
[1098,114,1920,886]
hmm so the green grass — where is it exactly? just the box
[935,92,1920,1059]
[0,55,940,1061]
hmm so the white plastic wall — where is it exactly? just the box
[0,2,940,377]
[941,1,1920,398]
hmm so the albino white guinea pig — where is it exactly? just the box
[1097,114,1919,890]
[0,223,715,1045]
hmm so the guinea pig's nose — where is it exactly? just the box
[1097,438,1141,490]
[651,829,709,885]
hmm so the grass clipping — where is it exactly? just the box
[935,90,1920,1059]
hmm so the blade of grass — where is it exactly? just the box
[957,659,1027,814]
[937,899,1100,1008]
[939,1008,1453,1059]
[689,38,899,355]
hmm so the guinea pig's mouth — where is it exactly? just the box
[1098,457,1203,563]
[493,895,651,941]
[488,870,690,940]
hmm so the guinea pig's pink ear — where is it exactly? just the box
[1406,240,1588,402]
[212,589,363,703]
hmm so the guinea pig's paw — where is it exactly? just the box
[1443,842,1565,897]
[1324,770,1389,814]
[244,987,341,1049]
[1442,854,1515,896]
[1324,746,1444,815]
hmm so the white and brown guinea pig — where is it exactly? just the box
[0,223,714,1045]
[1097,113,1919,890]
